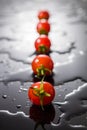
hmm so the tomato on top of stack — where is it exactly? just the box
[37,10,50,35]
[28,10,55,109]
[38,10,50,20]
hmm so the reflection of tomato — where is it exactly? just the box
[32,54,54,76]
[29,104,55,124]
[28,81,55,106]
[35,35,51,54]
[37,20,50,35]
[38,10,50,20]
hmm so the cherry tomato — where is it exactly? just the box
[37,20,50,35]
[34,35,51,54]
[28,81,55,106]
[38,10,50,20]
[32,54,54,76]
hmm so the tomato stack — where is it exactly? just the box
[28,10,55,109]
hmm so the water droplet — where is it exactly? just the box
[16,105,21,109]
[20,87,28,92]
[2,95,7,99]
[12,98,16,102]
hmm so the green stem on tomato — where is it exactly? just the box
[38,45,48,53]
[39,76,51,110]
[31,74,51,110]
[39,29,48,35]
[36,64,52,77]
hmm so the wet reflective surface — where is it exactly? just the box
[0,0,87,130]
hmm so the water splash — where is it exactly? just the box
[0,51,87,85]
[54,83,87,123]
[53,51,87,84]
[0,40,75,64]
[0,110,29,117]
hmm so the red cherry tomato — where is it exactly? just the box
[38,10,50,20]
[37,20,50,35]
[35,35,51,54]
[32,54,54,76]
[28,81,55,106]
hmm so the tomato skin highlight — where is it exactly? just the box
[28,82,55,106]
[35,35,51,53]
[38,10,50,20]
[37,20,50,35]
[32,54,54,76]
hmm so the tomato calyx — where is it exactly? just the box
[38,45,48,53]
[31,80,51,110]
[36,64,51,77]
[39,29,48,35]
